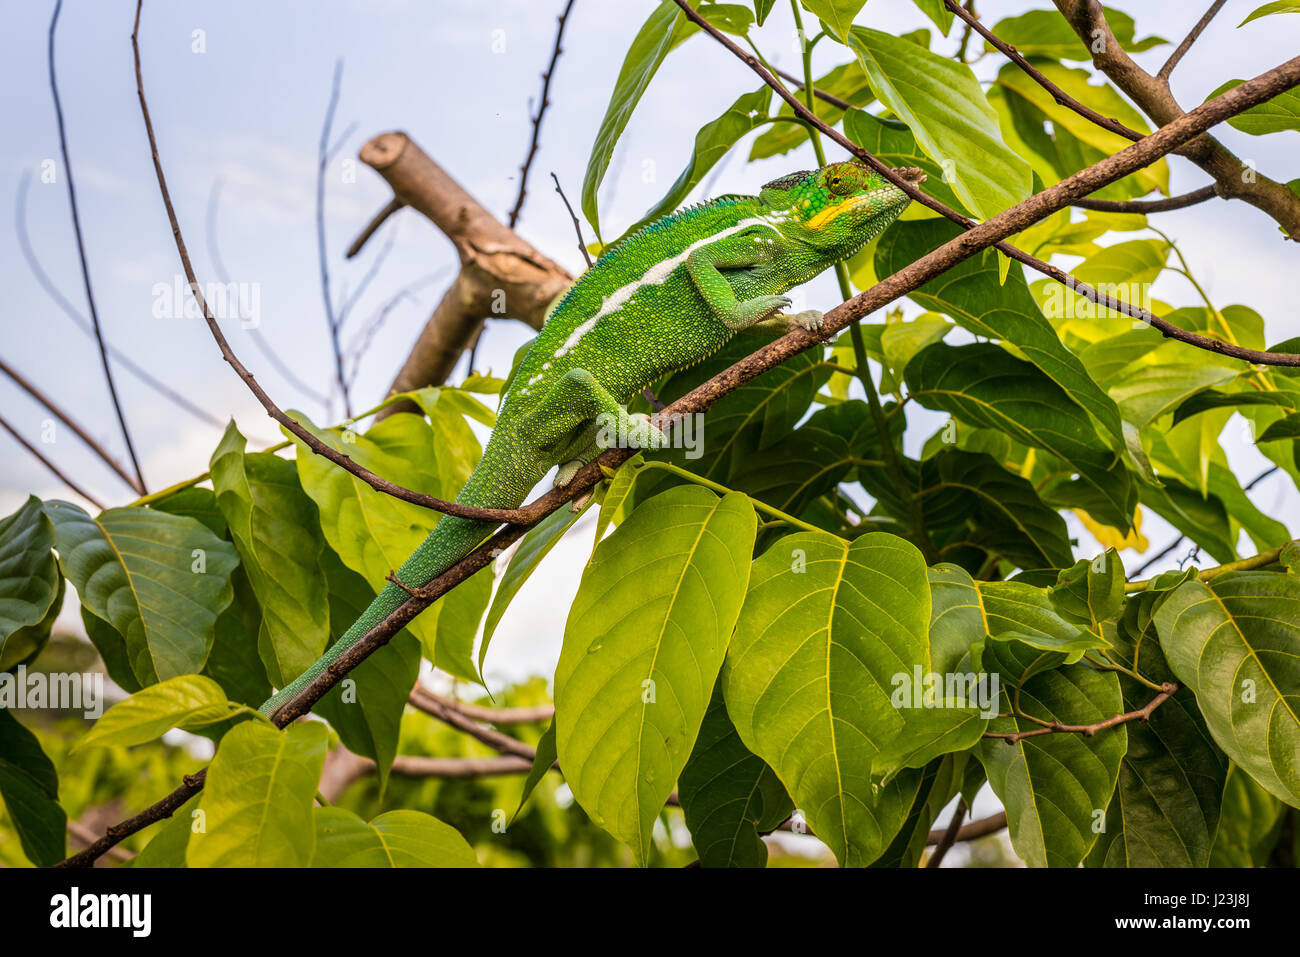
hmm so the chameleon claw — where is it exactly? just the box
[789,309,824,332]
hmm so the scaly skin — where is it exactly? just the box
[258,161,918,717]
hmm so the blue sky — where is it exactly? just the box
[2,0,1297,685]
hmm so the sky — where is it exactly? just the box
[1,0,1298,693]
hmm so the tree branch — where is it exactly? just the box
[676,0,1300,366]
[0,413,105,509]
[1054,0,1300,239]
[0,355,143,495]
[983,683,1178,743]
[317,59,352,417]
[1071,184,1218,213]
[48,0,148,494]
[508,0,577,228]
[1158,0,1228,81]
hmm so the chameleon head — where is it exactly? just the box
[761,161,924,252]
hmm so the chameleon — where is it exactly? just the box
[259,160,921,717]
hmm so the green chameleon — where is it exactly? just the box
[259,160,920,717]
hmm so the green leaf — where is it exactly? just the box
[81,607,139,694]
[752,63,875,161]
[1138,477,1238,563]
[1239,1,1300,27]
[0,497,62,672]
[581,1,752,240]
[202,567,270,707]
[905,341,1134,528]
[918,448,1075,570]
[801,0,867,41]
[1173,387,1298,425]
[986,7,1166,59]
[1258,412,1300,442]
[978,579,1105,658]
[909,0,954,34]
[1209,79,1300,134]
[752,0,776,26]
[45,500,239,685]
[678,683,792,867]
[978,642,1126,868]
[211,424,330,687]
[1209,764,1286,866]
[1156,571,1300,808]
[76,675,249,751]
[555,485,757,865]
[150,484,227,538]
[1050,550,1125,633]
[723,531,984,866]
[131,794,201,867]
[481,496,595,673]
[0,708,65,866]
[188,720,328,867]
[616,87,772,244]
[312,547,421,791]
[513,718,557,820]
[845,26,1033,221]
[595,453,644,546]
[871,756,967,868]
[288,412,480,681]
[1109,363,1238,430]
[879,219,1126,450]
[1088,593,1226,867]
[311,807,478,867]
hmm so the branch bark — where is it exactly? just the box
[354,132,574,414]
[1054,0,1300,239]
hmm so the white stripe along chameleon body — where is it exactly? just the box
[259,161,920,717]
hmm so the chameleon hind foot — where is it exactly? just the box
[554,459,584,488]
[597,410,670,451]
[787,309,824,332]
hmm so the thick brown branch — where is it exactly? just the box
[1054,0,1300,239]
[358,132,573,412]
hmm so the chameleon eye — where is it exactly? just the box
[827,173,856,196]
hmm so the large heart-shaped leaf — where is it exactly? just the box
[188,720,328,867]
[46,500,238,684]
[1156,571,1300,808]
[723,531,982,865]
[555,485,757,865]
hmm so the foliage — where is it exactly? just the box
[3,1,1298,869]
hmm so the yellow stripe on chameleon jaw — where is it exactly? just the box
[804,189,892,230]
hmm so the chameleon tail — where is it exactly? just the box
[256,513,495,717]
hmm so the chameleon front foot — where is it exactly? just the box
[596,410,670,451]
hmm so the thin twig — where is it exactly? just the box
[675,0,1300,367]
[1072,184,1218,213]
[415,689,554,725]
[954,0,977,63]
[205,178,331,407]
[318,59,351,416]
[0,414,105,509]
[347,197,404,259]
[551,172,592,268]
[408,685,538,760]
[1158,0,1228,81]
[130,6,531,524]
[508,0,576,228]
[0,356,141,494]
[15,175,226,431]
[48,0,147,494]
[983,684,1178,743]
[926,797,967,867]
